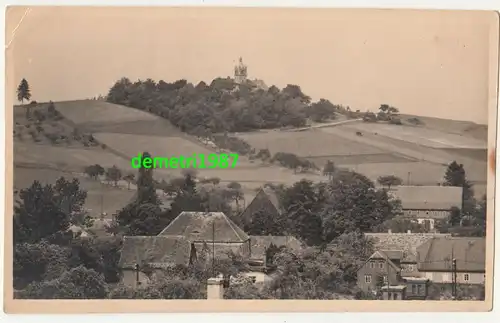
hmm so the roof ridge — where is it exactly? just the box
[158,211,187,236]
[223,213,247,241]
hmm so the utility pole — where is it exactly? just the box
[452,258,457,300]
[385,257,390,300]
[212,220,216,278]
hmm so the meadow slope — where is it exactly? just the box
[14,100,489,211]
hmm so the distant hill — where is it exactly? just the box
[399,114,488,142]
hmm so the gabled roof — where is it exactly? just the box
[368,251,401,271]
[388,186,463,210]
[240,235,303,260]
[262,187,282,212]
[158,211,249,243]
[239,188,282,224]
[417,237,485,272]
[118,236,192,269]
[365,232,451,263]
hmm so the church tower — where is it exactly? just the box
[234,57,248,84]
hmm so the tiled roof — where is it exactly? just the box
[388,186,463,210]
[417,237,485,272]
[380,250,404,260]
[365,232,451,263]
[158,212,249,243]
[194,241,246,260]
[118,236,192,269]
[241,235,303,260]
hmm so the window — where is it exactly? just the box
[383,275,388,283]
[464,273,470,282]
[249,276,257,283]
[365,275,372,283]
[412,284,417,294]
[370,262,375,269]
[379,262,384,269]
[417,284,422,294]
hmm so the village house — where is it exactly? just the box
[416,236,486,285]
[239,187,283,230]
[388,185,463,231]
[358,232,451,299]
[118,211,302,288]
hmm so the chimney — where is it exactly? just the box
[407,230,412,234]
[388,229,392,234]
[207,276,224,299]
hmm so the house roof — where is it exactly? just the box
[262,187,282,212]
[366,250,400,271]
[195,241,245,260]
[365,232,451,263]
[242,235,303,260]
[417,237,486,272]
[239,188,283,228]
[388,186,463,210]
[158,211,249,243]
[118,235,192,269]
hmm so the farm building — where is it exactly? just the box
[388,185,463,231]
[118,211,303,288]
[416,236,486,285]
[359,232,450,299]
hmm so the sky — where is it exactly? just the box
[7,7,498,124]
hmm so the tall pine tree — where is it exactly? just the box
[17,78,31,105]
[443,161,475,216]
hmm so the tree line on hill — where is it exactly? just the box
[106,77,344,135]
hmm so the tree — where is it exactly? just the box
[84,164,105,180]
[106,165,122,187]
[282,180,323,245]
[16,266,108,299]
[449,206,462,227]
[14,181,71,244]
[136,152,159,205]
[321,170,398,243]
[14,241,70,289]
[322,160,335,180]
[53,177,87,216]
[443,161,475,216]
[308,99,337,122]
[377,175,403,189]
[227,181,244,210]
[123,173,136,190]
[17,78,32,105]
[243,208,283,236]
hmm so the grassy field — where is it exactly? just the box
[14,166,135,218]
[48,100,159,125]
[14,142,132,171]
[345,122,487,149]
[236,129,385,157]
[399,114,488,141]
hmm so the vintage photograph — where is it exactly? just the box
[4,6,497,310]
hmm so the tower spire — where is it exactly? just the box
[234,57,248,84]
